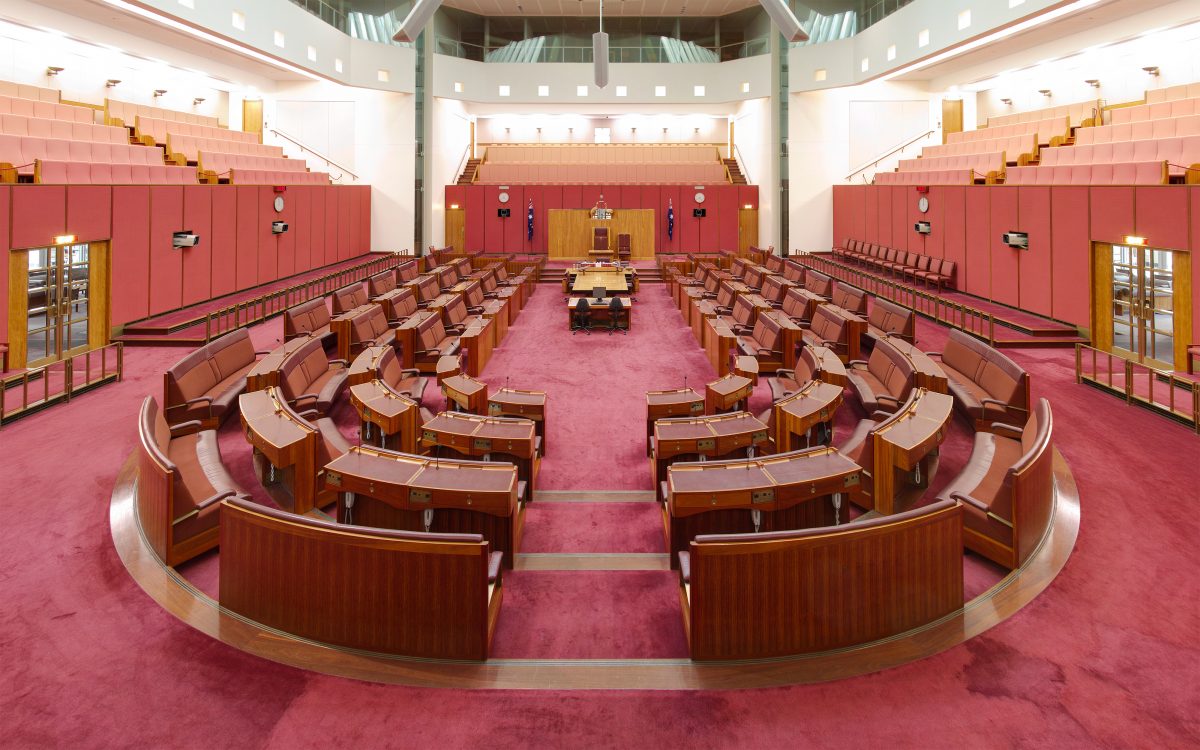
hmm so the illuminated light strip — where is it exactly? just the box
[99,0,323,81]
[877,0,1105,83]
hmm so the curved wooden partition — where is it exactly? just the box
[219,498,502,660]
[679,500,964,661]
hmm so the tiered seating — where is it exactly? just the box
[920,133,1036,164]
[228,168,328,185]
[1111,95,1200,125]
[36,160,195,185]
[952,116,1071,147]
[284,298,336,348]
[107,98,219,129]
[1,114,125,143]
[476,143,728,184]
[836,240,957,290]
[0,95,93,123]
[1,134,181,179]
[846,338,917,417]
[162,329,259,432]
[1039,136,1199,178]
[863,297,915,348]
[986,100,1098,129]
[1005,162,1167,185]
[0,80,60,103]
[929,330,1030,431]
[277,337,349,417]
[134,115,247,146]
[876,169,976,185]
[167,133,284,164]
[894,152,1006,182]
[1077,113,1200,146]
[1146,82,1200,104]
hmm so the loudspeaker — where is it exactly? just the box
[593,32,609,89]
[693,208,707,218]
[498,208,511,218]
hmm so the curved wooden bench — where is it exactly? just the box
[929,329,1030,431]
[137,396,250,565]
[163,328,260,432]
[846,337,917,416]
[277,336,349,417]
[937,398,1054,569]
[332,303,397,361]
[768,344,847,400]
[349,345,428,402]
[678,498,963,660]
[283,297,335,348]
[801,303,864,363]
[218,497,503,660]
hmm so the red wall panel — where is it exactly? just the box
[940,187,967,281]
[235,187,259,289]
[348,186,362,256]
[679,190,702,252]
[922,187,944,259]
[891,185,909,253]
[337,188,351,261]
[110,186,150,325]
[256,189,278,283]
[1050,186,1092,327]
[464,185,485,252]
[1017,187,1052,317]
[276,188,297,278]
[502,186,524,253]
[963,188,991,298]
[482,186,502,252]
[738,186,759,210]
[715,185,739,252]
[1090,187,1135,246]
[148,186,184,316]
[539,186,561,255]
[659,186,681,254]
[360,186,371,253]
[1192,187,1200,345]
[308,187,326,269]
[1135,186,1188,251]
[12,185,65,249]
[876,185,892,247]
[66,186,111,244]
[579,186,605,213]
[290,186,311,274]
[561,185,583,209]
[863,186,879,245]
[323,186,338,266]
[181,186,212,307]
[0,186,10,340]
[989,187,1021,307]
[908,189,931,260]
[210,187,237,297]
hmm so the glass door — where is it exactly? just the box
[1110,244,1175,369]
[25,243,91,368]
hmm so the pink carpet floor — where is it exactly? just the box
[1,275,1198,747]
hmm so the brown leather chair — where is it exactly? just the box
[277,336,349,417]
[284,297,336,348]
[863,297,916,349]
[845,338,916,416]
[163,328,260,432]
[929,329,1030,430]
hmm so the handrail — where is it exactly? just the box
[0,342,123,427]
[734,143,752,184]
[1075,343,1199,432]
[269,128,359,181]
[453,144,472,184]
[845,129,936,182]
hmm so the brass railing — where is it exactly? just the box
[0,342,123,426]
[796,253,996,345]
[201,253,411,342]
[1075,344,1199,433]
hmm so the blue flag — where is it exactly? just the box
[527,199,534,242]
[667,200,675,240]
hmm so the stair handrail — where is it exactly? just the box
[453,144,472,183]
[734,143,752,184]
[268,128,359,181]
[844,129,936,182]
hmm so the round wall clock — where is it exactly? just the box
[694,192,706,203]
[274,195,285,213]
[498,192,510,203]
[917,196,930,213]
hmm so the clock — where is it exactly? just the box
[498,192,510,204]
[273,195,285,213]
[917,196,930,213]
[694,192,706,204]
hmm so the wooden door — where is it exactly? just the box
[243,99,264,144]
[941,99,963,144]
[1093,241,1191,369]
[445,208,466,255]
[738,208,759,254]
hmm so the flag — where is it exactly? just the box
[667,199,675,240]
[527,199,534,242]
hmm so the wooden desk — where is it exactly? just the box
[565,298,633,331]
[421,412,540,502]
[651,411,770,490]
[393,310,441,369]
[645,388,704,456]
[760,309,805,370]
[704,320,736,376]
[886,336,950,394]
[773,380,844,452]
[246,337,313,392]
[435,355,461,384]
[443,374,488,414]
[350,380,419,453]
[868,388,954,515]
[330,304,384,363]
[664,446,862,567]
[239,387,318,513]
[571,268,630,294]
[807,344,849,387]
[347,345,390,386]
[324,446,523,568]
[733,356,759,384]
[705,373,753,415]
[489,387,548,454]
[460,318,494,377]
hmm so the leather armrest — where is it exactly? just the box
[172,489,238,526]
[254,349,273,356]
[848,359,868,367]
[949,492,1014,529]
[328,359,349,367]
[291,393,319,404]
[168,420,204,436]
[926,351,942,358]
[876,394,901,405]
[774,368,795,378]
[982,397,1026,413]
[467,306,484,314]
[165,395,213,411]
[870,410,894,421]
[796,321,812,329]
[990,422,1024,439]
[297,408,320,419]
[400,368,422,378]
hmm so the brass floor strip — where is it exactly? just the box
[533,490,657,503]
[515,553,670,571]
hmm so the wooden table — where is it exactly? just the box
[435,354,461,384]
[420,411,540,502]
[488,387,548,454]
[324,446,523,568]
[349,380,419,453]
[664,446,862,567]
[705,373,753,415]
[348,345,390,386]
[245,337,313,392]
[442,374,488,414]
[704,320,736,376]
[773,380,845,452]
[566,297,633,331]
[571,268,630,294]
[460,317,494,377]
[733,356,760,385]
[239,387,318,513]
[650,411,771,490]
[868,388,954,515]
[645,388,704,456]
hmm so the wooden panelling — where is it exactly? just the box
[1017,187,1053,317]
[110,186,151,325]
[181,186,212,307]
[445,208,466,259]
[209,187,238,298]
[547,209,655,259]
[66,185,111,243]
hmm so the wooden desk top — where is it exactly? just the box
[395,310,440,331]
[442,374,488,412]
[775,380,844,424]
[348,345,391,385]
[667,446,861,517]
[883,337,950,392]
[421,412,537,459]
[875,389,954,455]
[707,373,752,400]
[246,337,312,390]
[324,445,517,517]
[350,380,418,420]
[239,387,314,453]
[565,298,634,310]
[653,411,770,460]
[572,270,629,294]
[646,388,705,415]
[488,387,547,419]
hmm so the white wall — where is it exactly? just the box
[429,96,472,249]
[475,114,727,145]
[732,96,774,249]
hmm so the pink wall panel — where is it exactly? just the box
[360,186,371,253]
[280,188,299,278]
[110,186,150,325]
[337,188,351,261]
[180,186,212,307]
[539,186,561,255]
[963,188,991,298]
[1049,187,1092,327]
[908,189,930,259]
[482,186,502,252]
[738,185,759,210]
[679,190,702,252]
[147,186,183,316]
[235,186,259,290]
[1134,186,1189,251]
[0,186,10,339]
[66,186,111,244]
[308,187,326,269]
[561,185,583,210]
[290,186,311,274]
[323,186,338,266]
[210,188,237,297]
[891,186,909,253]
[348,187,362,256]
[863,187,878,245]
[715,185,739,252]
[1017,187,1052,317]
[12,186,65,249]
[502,186,525,253]
[876,185,892,247]
[579,186,605,212]
[257,190,279,283]
[1192,187,1200,345]
[922,187,944,259]
[989,187,1021,307]
[464,185,485,252]
[1090,187,1135,246]
[520,186,540,253]
[940,187,967,280]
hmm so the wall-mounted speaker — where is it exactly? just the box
[693,208,707,218]
[497,208,511,218]
[914,221,931,234]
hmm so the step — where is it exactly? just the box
[113,333,206,347]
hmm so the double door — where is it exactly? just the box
[9,241,108,370]
[1098,243,1189,370]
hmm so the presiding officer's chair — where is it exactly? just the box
[608,297,628,336]
[572,298,592,335]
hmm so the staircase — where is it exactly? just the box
[724,158,747,185]
[457,158,481,185]
[539,266,664,287]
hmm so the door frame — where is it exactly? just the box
[1091,241,1191,370]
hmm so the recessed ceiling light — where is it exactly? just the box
[860,57,869,73]
[693,85,705,97]
[958,10,972,30]
[918,29,930,47]
[741,81,750,93]
[273,30,284,48]
[306,45,316,62]
[231,10,245,30]
[887,45,896,61]
[453,81,463,92]
[814,69,827,82]
[377,69,390,83]
[335,58,344,73]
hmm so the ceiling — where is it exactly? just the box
[441,0,762,17]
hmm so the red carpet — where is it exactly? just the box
[520,503,665,553]
[1,272,1198,747]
